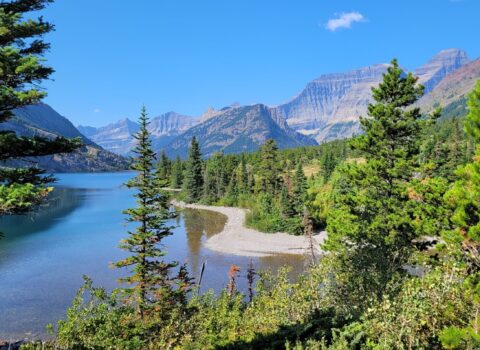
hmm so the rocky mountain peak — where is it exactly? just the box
[415,48,469,93]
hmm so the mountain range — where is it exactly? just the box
[78,112,199,156]
[4,48,477,166]
[0,104,129,172]
[78,48,478,158]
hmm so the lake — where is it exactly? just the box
[0,172,310,340]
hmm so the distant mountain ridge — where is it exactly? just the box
[272,63,390,143]
[0,104,129,172]
[417,58,480,116]
[79,112,199,156]
[82,48,477,157]
[414,49,469,94]
[165,104,317,158]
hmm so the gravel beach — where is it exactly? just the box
[172,200,326,257]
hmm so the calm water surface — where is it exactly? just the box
[0,172,309,339]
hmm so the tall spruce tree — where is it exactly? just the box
[170,155,183,189]
[0,0,80,215]
[324,59,435,311]
[240,156,248,194]
[183,136,203,203]
[114,107,178,319]
[156,151,171,186]
[258,139,281,194]
[292,161,307,216]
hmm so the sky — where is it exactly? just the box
[36,0,480,127]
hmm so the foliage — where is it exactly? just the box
[324,59,438,312]
[0,0,80,216]
[183,136,204,203]
[113,107,189,319]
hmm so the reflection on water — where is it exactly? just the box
[0,172,311,340]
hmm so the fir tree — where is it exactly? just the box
[114,107,179,319]
[247,164,255,194]
[240,156,248,194]
[258,139,281,195]
[291,162,307,216]
[156,151,171,186]
[280,182,295,218]
[324,59,436,310]
[170,155,183,189]
[183,137,203,203]
[0,0,80,215]
[225,170,239,205]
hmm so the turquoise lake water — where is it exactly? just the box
[0,172,308,340]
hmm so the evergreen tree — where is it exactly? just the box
[114,107,179,319]
[321,151,338,182]
[225,171,238,205]
[291,162,307,216]
[258,139,281,194]
[0,0,80,215]
[170,155,184,189]
[246,164,255,194]
[324,59,435,310]
[279,182,295,218]
[156,151,171,186]
[440,80,480,349]
[240,156,248,194]
[183,137,203,203]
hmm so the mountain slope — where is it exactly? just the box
[0,104,129,172]
[79,112,199,156]
[165,104,317,158]
[78,118,139,156]
[273,64,389,142]
[417,58,480,117]
[271,49,471,143]
[414,49,469,94]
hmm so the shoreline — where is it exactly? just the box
[172,200,326,258]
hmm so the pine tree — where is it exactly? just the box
[240,156,248,194]
[247,164,255,194]
[114,107,179,319]
[0,0,80,215]
[291,162,307,216]
[324,59,435,310]
[280,182,295,218]
[170,155,184,189]
[258,139,281,195]
[225,171,239,205]
[183,137,203,203]
[440,81,480,349]
[156,151,171,186]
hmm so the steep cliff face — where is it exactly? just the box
[273,49,470,143]
[79,112,199,155]
[0,104,129,172]
[417,58,480,117]
[165,104,317,159]
[415,49,469,94]
[149,112,199,150]
[273,64,389,142]
[78,118,139,156]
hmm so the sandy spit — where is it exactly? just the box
[171,200,326,258]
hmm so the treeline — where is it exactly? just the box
[155,111,473,235]
[157,138,351,234]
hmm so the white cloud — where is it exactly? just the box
[93,108,101,113]
[325,12,365,31]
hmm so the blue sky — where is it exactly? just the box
[38,0,479,127]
